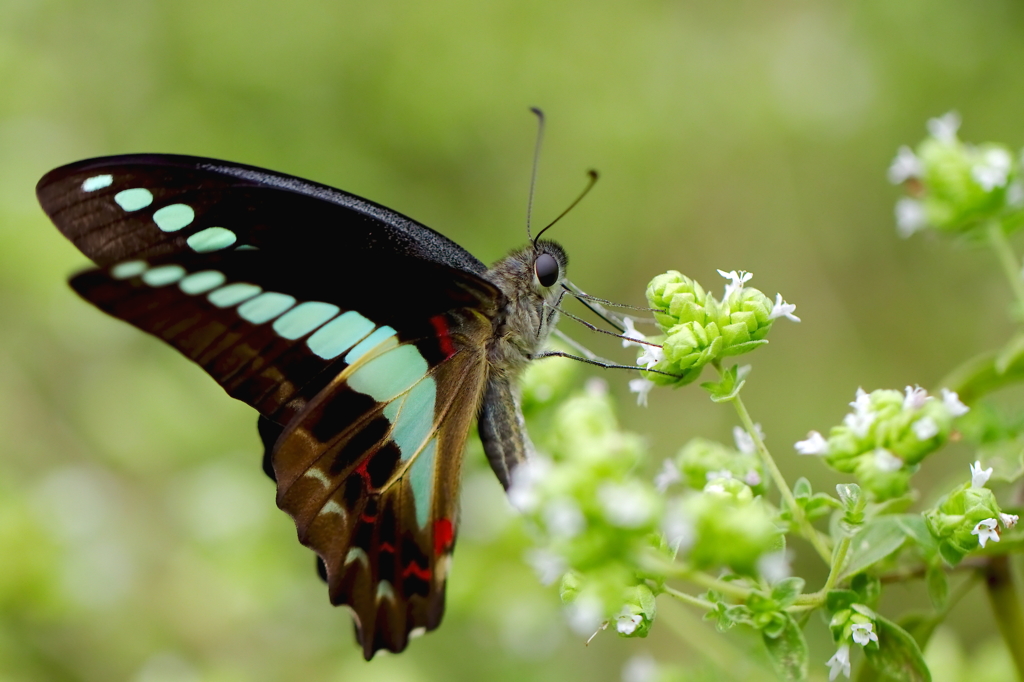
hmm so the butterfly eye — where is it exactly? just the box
[534,253,559,288]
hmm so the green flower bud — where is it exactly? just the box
[685,492,782,576]
[559,571,583,605]
[717,287,774,356]
[924,462,1008,564]
[704,476,755,503]
[674,438,766,496]
[646,271,709,329]
[852,451,914,500]
[615,583,657,638]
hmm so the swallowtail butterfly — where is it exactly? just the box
[37,154,573,660]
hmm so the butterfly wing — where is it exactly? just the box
[38,156,505,658]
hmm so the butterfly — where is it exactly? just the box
[36,154,573,660]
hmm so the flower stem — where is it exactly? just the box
[662,584,716,611]
[983,554,1024,680]
[729,391,833,564]
[986,220,1024,318]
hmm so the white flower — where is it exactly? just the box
[1000,512,1019,529]
[941,388,969,417]
[507,456,553,513]
[970,460,993,489]
[795,431,829,456]
[912,416,939,441]
[565,595,605,636]
[598,483,657,528]
[768,293,800,322]
[704,482,727,495]
[851,622,879,647]
[895,198,928,238]
[622,654,658,682]
[757,550,792,584]
[662,500,695,553]
[629,378,655,407]
[525,549,567,586]
[717,269,752,299]
[972,148,1012,191]
[705,469,734,482]
[543,498,585,539]
[903,385,930,411]
[1008,180,1024,207]
[636,344,664,371]
[850,387,872,413]
[744,470,762,487]
[621,317,645,348]
[654,459,681,493]
[843,410,876,439]
[888,145,923,184]
[972,518,1000,548]
[615,612,643,635]
[733,424,764,454]
[873,448,904,473]
[827,643,852,681]
[927,111,961,143]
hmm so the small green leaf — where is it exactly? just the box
[771,577,806,607]
[893,515,936,552]
[826,589,859,613]
[793,477,812,499]
[859,614,932,682]
[762,613,809,681]
[700,364,749,402]
[850,574,882,607]
[840,516,909,580]
[925,563,948,610]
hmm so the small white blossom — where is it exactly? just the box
[616,612,643,635]
[895,198,928,238]
[598,483,657,528]
[903,385,930,411]
[1000,512,1019,529]
[717,269,752,299]
[757,550,792,584]
[733,424,764,454]
[525,549,567,586]
[795,431,829,456]
[970,460,993,489]
[621,317,645,348]
[622,654,658,682]
[912,416,939,441]
[972,148,1012,191]
[629,378,655,407]
[927,111,961,143]
[851,622,879,647]
[941,388,969,417]
[744,470,762,487]
[636,344,664,371]
[888,145,923,184]
[827,643,852,681]
[1007,180,1024,207]
[768,293,801,322]
[654,459,681,493]
[704,483,727,495]
[662,500,695,553]
[972,518,1000,548]
[565,595,605,636]
[507,456,553,513]
[873,448,904,473]
[850,387,872,413]
[543,499,585,539]
[843,410,876,439]
[705,469,734,482]
[586,377,608,396]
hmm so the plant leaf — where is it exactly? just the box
[762,613,809,681]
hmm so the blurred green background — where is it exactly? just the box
[3,1,1024,680]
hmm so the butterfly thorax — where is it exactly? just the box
[482,239,568,378]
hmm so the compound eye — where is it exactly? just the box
[534,253,559,287]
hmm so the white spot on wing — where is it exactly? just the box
[304,468,331,487]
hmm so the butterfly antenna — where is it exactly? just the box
[526,107,545,242]
[533,169,599,246]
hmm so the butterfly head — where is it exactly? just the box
[531,239,568,294]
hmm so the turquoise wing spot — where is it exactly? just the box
[153,203,195,232]
[344,326,397,364]
[110,260,147,279]
[186,226,237,252]
[114,188,153,212]
[81,175,112,192]
[347,344,427,402]
[234,245,259,251]
[141,264,186,287]
[306,311,374,359]
[382,378,436,461]
[237,292,296,324]
[272,301,340,340]
[408,438,437,528]
[179,270,226,295]
[207,283,261,308]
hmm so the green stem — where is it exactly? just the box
[662,584,716,610]
[986,219,1024,318]
[729,390,833,564]
[983,554,1024,681]
[821,534,852,593]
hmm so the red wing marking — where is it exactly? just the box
[402,562,432,581]
[429,315,456,360]
[433,518,454,556]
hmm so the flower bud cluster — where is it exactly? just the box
[636,270,798,386]
[659,432,766,496]
[889,112,1024,237]
[924,461,1019,565]
[510,382,660,638]
[795,386,969,500]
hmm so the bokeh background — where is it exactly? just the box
[3,1,1024,680]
